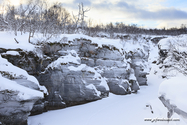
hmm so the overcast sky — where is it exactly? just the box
[5,0,187,28]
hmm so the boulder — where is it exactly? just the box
[0,56,46,125]
[35,61,109,107]
[107,79,131,95]
[0,77,44,125]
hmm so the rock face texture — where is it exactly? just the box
[157,36,187,77]
[34,37,149,109]
[0,82,41,125]
[128,49,149,86]
[0,56,45,125]
[0,35,151,119]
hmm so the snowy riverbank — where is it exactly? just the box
[27,40,164,125]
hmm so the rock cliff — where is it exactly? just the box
[0,34,151,124]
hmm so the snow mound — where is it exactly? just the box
[0,74,43,100]
[157,35,187,78]
[2,51,20,56]
[0,32,35,51]
[158,35,187,53]
[0,55,48,94]
[159,76,187,112]
[47,50,80,70]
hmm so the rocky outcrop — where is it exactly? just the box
[157,35,187,77]
[36,64,109,107]
[0,35,151,117]
[0,56,46,125]
[157,36,187,120]
[127,49,149,86]
[151,37,166,44]
[0,83,41,125]
[31,37,150,111]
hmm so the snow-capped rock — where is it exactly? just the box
[0,32,151,117]
[156,35,187,121]
[0,56,47,125]
[157,35,187,78]
[159,76,187,119]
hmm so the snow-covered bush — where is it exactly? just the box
[158,35,187,77]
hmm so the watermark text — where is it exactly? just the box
[144,118,180,122]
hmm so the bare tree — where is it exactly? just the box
[72,3,90,33]
[80,3,90,30]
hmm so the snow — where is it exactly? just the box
[2,51,20,56]
[0,32,159,58]
[158,35,187,53]
[129,73,137,80]
[0,55,48,94]
[47,50,80,70]
[157,34,187,78]
[31,33,149,55]
[159,76,187,112]
[28,70,165,125]
[0,74,43,100]
[1,31,186,125]
[158,37,172,50]
[28,39,179,125]
[0,31,35,51]
[68,64,87,71]
[0,55,32,79]
[100,77,109,90]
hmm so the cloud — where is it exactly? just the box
[75,0,187,21]
[116,1,187,20]
[137,8,187,20]
[73,0,92,6]
[49,0,187,28]
[51,0,74,4]
[156,19,187,28]
[154,8,187,20]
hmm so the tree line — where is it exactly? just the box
[0,0,186,40]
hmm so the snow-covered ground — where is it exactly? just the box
[27,64,165,125]
[28,41,179,125]
[1,31,187,125]
[28,83,159,125]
